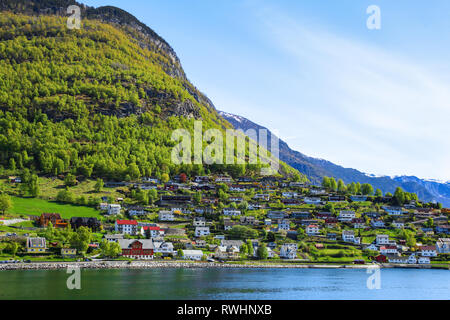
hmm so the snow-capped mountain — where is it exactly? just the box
[220,111,450,206]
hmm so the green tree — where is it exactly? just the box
[64,173,77,187]
[375,189,383,197]
[94,178,104,192]
[256,243,268,260]
[0,193,12,215]
[337,179,346,192]
[361,183,374,196]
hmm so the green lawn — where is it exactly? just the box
[9,196,101,219]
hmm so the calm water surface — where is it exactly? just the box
[0,268,449,299]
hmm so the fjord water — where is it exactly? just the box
[0,268,448,300]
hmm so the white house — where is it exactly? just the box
[282,192,298,199]
[306,224,320,236]
[338,211,356,222]
[223,208,241,216]
[115,220,138,235]
[108,204,121,215]
[193,217,206,227]
[304,197,322,205]
[383,206,405,215]
[278,219,291,231]
[407,254,417,264]
[128,207,146,217]
[280,244,297,259]
[436,238,450,253]
[392,221,405,229]
[342,230,355,243]
[376,234,390,245]
[254,194,270,201]
[182,249,204,261]
[99,203,109,211]
[195,226,210,237]
[141,226,164,238]
[371,219,386,228]
[380,245,398,255]
[365,244,378,251]
[153,241,174,256]
[419,246,437,257]
[418,256,431,264]
[158,211,175,221]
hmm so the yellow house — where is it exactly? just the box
[26,237,47,253]
[61,248,77,258]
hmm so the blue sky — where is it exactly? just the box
[83,0,450,181]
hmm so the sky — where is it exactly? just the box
[82,0,450,181]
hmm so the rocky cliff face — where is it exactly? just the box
[0,0,218,120]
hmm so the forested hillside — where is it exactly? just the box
[0,4,305,181]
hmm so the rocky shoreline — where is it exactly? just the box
[0,260,441,271]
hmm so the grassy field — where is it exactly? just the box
[9,196,101,219]
[0,177,124,201]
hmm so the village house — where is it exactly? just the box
[104,234,124,243]
[182,249,204,260]
[291,212,312,219]
[158,210,175,221]
[342,230,355,243]
[26,237,47,253]
[371,219,386,228]
[38,213,68,229]
[267,211,287,219]
[282,192,298,199]
[350,195,368,202]
[223,218,238,231]
[280,243,298,259]
[221,240,244,249]
[107,204,121,215]
[240,216,259,226]
[195,226,210,237]
[306,224,320,236]
[115,220,138,235]
[247,203,262,210]
[222,208,241,216]
[436,238,450,253]
[99,203,109,211]
[316,212,333,219]
[215,176,233,183]
[195,240,207,248]
[304,197,322,205]
[153,241,174,256]
[278,219,291,231]
[325,217,338,229]
[338,210,356,222]
[141,226,164,238]
[352,218,365,229]
[61,248,77,258]
[418,256,431,264]
[254,194,270,201]
[310,189,327,196]
[380,245,399,255]
[419,246,437,257]
[128,207,147,217]
[193,217,206,227]
[214,246,240,260]
[392,221,405,229]
[327,233,337,241]
[118,239,154,259]
[383,206,405,216]
[376,234,390,245]
[264,218,272,225]
[229,196,243,203]
[328,195,346,202]
[8,176,22,183]
[363,212,382,219]
[436,225,450,235]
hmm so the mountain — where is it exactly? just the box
[0,0,302,180]
[219,111,450,207]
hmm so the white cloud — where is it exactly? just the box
[251,7,450,180]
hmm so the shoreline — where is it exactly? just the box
[0,260,446,271]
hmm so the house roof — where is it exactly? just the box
[118,239,154,249]
[116,220,138,225]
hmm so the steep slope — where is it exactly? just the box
[0,2,303,180]
[220,111,450,206]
